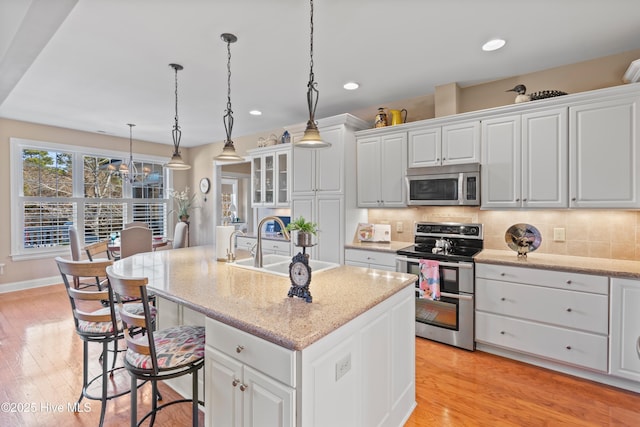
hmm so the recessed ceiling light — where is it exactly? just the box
[249,110,262,116]
[482,38,506,52]
[343,82,360,90]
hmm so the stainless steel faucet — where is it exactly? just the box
[227,230,245,262]
[254,216,290,267]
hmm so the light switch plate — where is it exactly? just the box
[553,228,566,242]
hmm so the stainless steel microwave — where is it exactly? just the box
[405,163,480,206]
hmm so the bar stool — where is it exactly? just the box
[106,266,205,427]
[56,257,129,427]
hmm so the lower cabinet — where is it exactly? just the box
[205,285,415,427]
[236,236,291,256]
[344,248,397,271]
[475,263,609,372]
[610,277,640,382]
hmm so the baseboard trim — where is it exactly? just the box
[0,276,60,293]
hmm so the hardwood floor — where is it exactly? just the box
[2,284,640,426]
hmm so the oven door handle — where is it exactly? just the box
[395,256,473,269]
[440,291,473,301]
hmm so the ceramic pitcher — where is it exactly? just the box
[390,109,408,126]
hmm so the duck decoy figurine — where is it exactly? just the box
[506,84,568,103]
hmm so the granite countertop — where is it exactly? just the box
[475,249,640,279]
[345,240,412,253]
[111,246,416,350]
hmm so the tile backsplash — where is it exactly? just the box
[367,207,640,261]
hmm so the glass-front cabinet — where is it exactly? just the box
[250,145,290,207]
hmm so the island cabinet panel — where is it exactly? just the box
[475,264,609,372]
[610,278,640,382]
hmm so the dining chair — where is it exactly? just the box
[83,240,113,289]
[55,257,128,427]
[106,266,205,427]
[124,221,150,229]
[68,226,103,289]
[120,226,152,259]
[172,222,189,249]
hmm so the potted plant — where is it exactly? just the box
[286,216,318,247]
[168,187,198,222]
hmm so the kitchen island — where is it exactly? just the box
[112,245,417,427]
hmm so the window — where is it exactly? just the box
[10,138,170,260]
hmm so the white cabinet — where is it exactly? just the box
[236,236,290,256]
[408,120,480,168]
[344,248,397,271]
[610,277,640,382]
[569,94,640,208]
[356,133,407,207]
[250,145,291,207]
[205,319,295,427]
[475,263,609,372]
[290,114,369,264]
[481,108,568,209]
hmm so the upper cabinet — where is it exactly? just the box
[481,108,568,209]
[291,126,345,195]
[569,94,640,208]
[356,132,407,208]
[249,145,291,208]
[408,120,480,168]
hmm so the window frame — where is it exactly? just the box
[10,137,172,260]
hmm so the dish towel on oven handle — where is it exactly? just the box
[419,259,440,301]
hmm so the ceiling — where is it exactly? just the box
[1,0,640,148]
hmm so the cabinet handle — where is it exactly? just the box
[500,272,506,276]
[239,383,248,392]
[566,345,572,350]
[566,308,572,312]
[515,198,520,202]
[236,345,244,353]
[566,280,572,285]
[571,197,576,201]
[232,378,240,387]
[523,198,527,202]
[500,297,506,301]
[500,331,505,335]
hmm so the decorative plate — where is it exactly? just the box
[505,223,542,257]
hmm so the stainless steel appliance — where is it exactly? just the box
[396,222,483,350]
[406,163,480,206]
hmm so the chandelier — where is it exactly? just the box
[214,33,244,161]
[165,63,191,170]
[296,0,330,148]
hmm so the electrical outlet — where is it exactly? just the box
[335,353,351,381]
[396,221,403,233]
[553,228,566,242]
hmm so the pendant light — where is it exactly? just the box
[296,0,330,148]
[214,33,245,162]
[120,123,137,183]
[165,63,191,170]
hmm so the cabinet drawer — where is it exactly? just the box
[344,249,396,268]
[476,263,608,295]
[476,278,608,334]
[262,239,291,254]
[236,236,256,251]
[476,312,608,372]
[206,318,296,387]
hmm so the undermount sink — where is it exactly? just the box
[230,254,339,277]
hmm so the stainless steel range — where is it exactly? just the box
[396,222,483,351]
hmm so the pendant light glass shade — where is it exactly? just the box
[165,63,191,170]
[120,123,137,183]
[214,33,244,162]
[296,0,330,148]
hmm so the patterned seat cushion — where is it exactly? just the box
[77,303,156,334]
[126,325,205,371]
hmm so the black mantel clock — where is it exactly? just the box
[288,252,313,303]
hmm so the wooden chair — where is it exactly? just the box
[55,257,127,427]
[106,266,205,427]
[172,222,189,249]
[84,240,113,262]
[120,226,152,259]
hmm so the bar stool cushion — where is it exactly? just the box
[77,303,157,334]
[126,325,205,370]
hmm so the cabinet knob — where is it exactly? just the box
[500,331,505,335]
[232,378,240,387]
[239,383,248,392]
[523,198,527,202]
[566,308,572,312]
[515,198,520,202]
[571,197,576,202]
[500,297,506,301]
[236,345,244,353]
[500,272,506,276]
[566,345,572,350]
[566,280,572,285]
